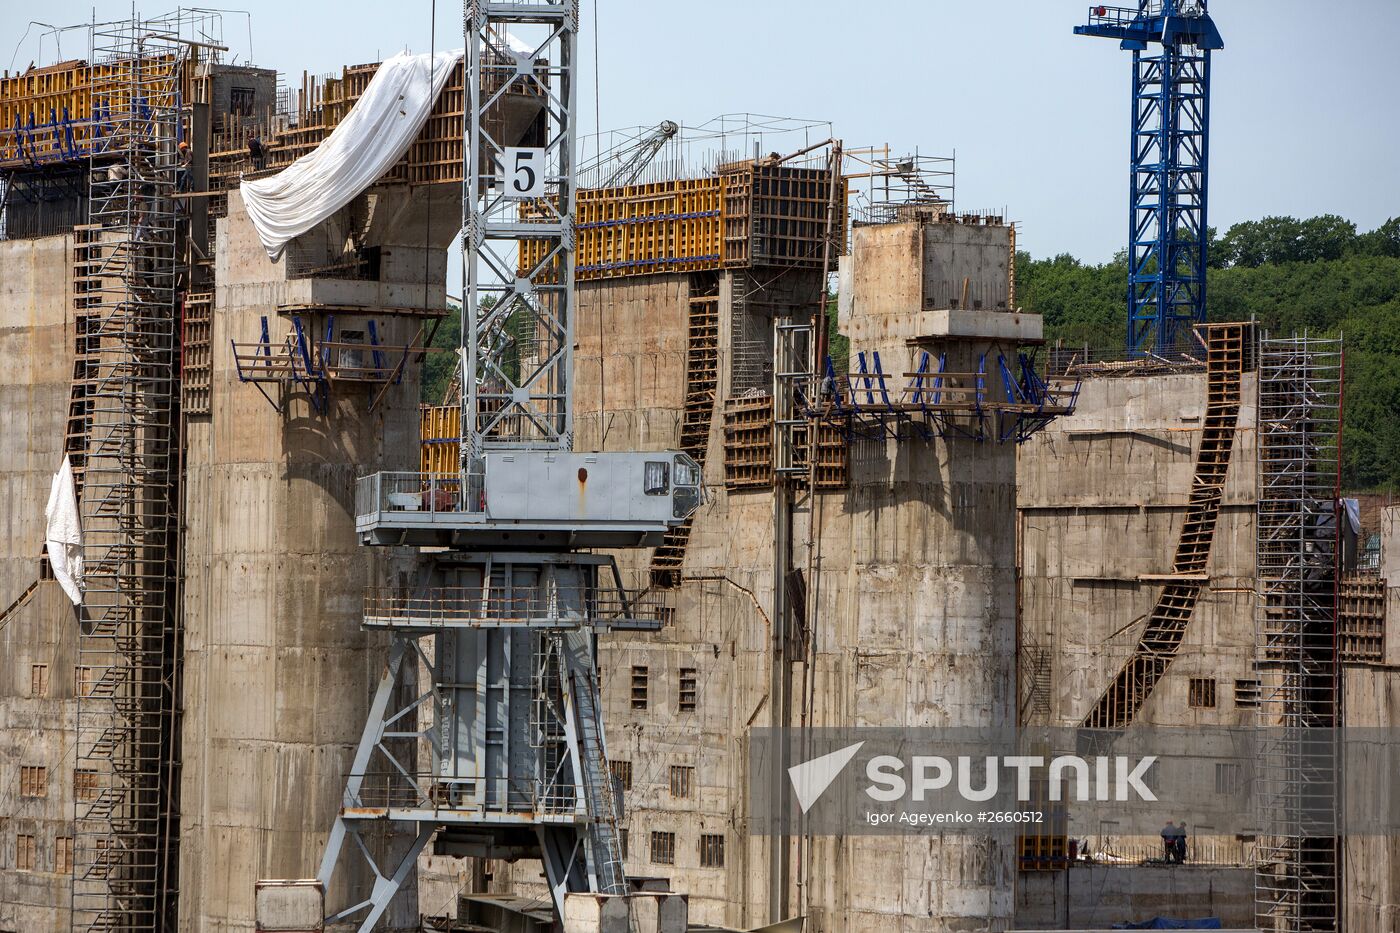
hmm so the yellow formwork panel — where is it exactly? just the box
[520,176,727,281]
[519,164,842,283]
[551,175,727,282]
[420,405,461,475]
[1,56,189,166]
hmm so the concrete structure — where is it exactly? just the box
[1340,504,1400,930]
[1017,370,1260,732]
[176,188,437,930]
[1015,367,1260,872]
[0,234,81,932]
[1013,864,1253,928]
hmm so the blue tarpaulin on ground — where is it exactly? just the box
[1112,920,1222,930]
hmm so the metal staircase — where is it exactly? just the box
[1083,322,1251,729]
[562,631,627,895]
[71,18,185,932]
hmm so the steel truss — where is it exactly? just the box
[319,554,635,928]
[71,15,186,933]
[1254,336,1343,931]
[460,0,578,458]
[1128,42,1209,355]
[1076,2,1224,357]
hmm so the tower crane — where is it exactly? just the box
[1076,2,1224,357]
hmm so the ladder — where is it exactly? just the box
[651,283,719,586]
[563,631,627,895]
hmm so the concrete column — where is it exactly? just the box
[177,191,426,930]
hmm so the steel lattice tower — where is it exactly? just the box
[1077,2,1224,357]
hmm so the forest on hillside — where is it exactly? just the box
[1017,216,1400,491]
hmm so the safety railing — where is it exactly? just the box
[1086,4,1160,30]
[363,583,670,630]
[355,471,480,522]
[344,771,585,819]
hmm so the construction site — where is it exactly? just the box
[0,2,1395,932]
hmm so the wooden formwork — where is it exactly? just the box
[521,162,843,284]
[1338,574,1386,664]
[651,288,722,587]
[209,54,530,202]
[722,162,846,269]
[1018,829,1068,871]
[723,394,774,490]
[722,395,848,492]
[420,405,460,475]
[809,422,849,491]
[681,295,720,447]
[521,177,724,282]
[181,293,213,416]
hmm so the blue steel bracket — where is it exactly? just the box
[290,315,328,414]
[230,316,283,412]
[367,319,387,378]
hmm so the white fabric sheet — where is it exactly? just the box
[44,455,83,606]
[242,49,461,261]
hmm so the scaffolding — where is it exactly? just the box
[70,16,185,933]
[1254,335,1343,931]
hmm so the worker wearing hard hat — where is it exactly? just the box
[176,141,192,193]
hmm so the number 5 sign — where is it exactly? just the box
[499,147,546,199]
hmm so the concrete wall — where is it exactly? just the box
[1017,372,1260,730]
[1013,865,1254,929]
[1016,371,1259,868]
[0,234,78,931]
[574,275,689,453]
[176,190,424,931]
[837,220,1018,353]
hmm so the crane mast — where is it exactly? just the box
[1076,1,1224,357]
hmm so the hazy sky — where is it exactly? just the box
[5,1,1398,262]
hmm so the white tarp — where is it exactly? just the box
[44,455,83,606]
[242,48,461,261]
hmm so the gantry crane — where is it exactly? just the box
[314,3,702,928]
[1076,2,1223,357]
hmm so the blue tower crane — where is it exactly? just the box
[1076,2,1224,357]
